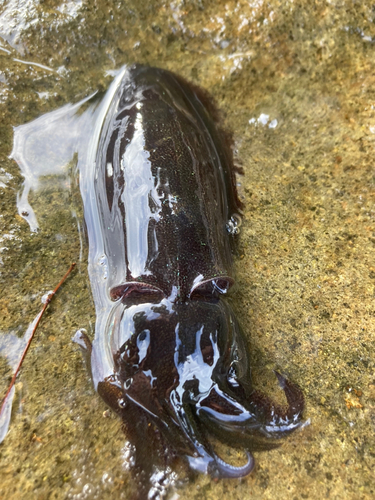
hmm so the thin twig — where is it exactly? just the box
[0,262,76,415]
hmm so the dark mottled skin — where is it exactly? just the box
[77,65,304,498]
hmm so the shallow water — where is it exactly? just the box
[0,1,375,499]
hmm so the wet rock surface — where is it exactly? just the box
[0,1,374,499]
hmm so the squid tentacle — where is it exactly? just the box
[208,450,255,479]
[196,372,304,442]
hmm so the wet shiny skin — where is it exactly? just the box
[78,65,304,490]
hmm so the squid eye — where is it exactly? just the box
[190,277,234,301]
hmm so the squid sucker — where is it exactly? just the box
[75,64,304,494]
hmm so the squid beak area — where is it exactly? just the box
[97,372,304,482]
[164,391,254,480]
[121,387,255,480]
